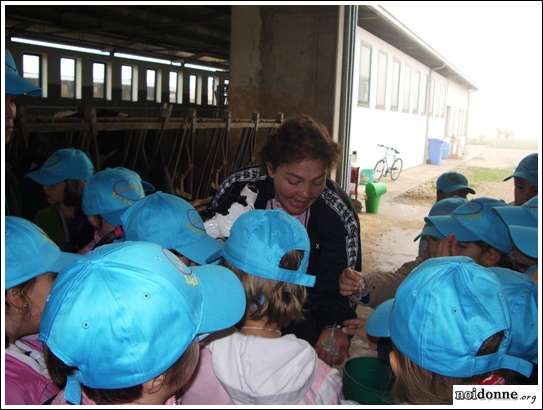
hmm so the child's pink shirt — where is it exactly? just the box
[5,335,60,405]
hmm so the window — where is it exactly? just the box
[207,76,216,105]
[60,58,76,98]
[169,72,177,103]
[441,83,447,117]
[391,59,401,111]
[189,74,197,103]
[421,73,428,114]
[412,70,420,114]
[358,43,372,106]
[146,69,156,101]
[196,75,203,105]
[429,78,436,115]
[121,65,133,101]
[376,51,388,109]
[402,65,411,113]
[92,62,106,99]
[22,54,40,88]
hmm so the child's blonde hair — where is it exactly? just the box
[226,250,307,329]
[391,332,505,405]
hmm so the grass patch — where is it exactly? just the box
[457,167,514,188]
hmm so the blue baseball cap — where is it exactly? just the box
[493,196,538,229]
[436,171,475,194]
[222,210,316,287]
[508,225,538,259]
[489,267,538,363]
[26,148,94,186]
[6,217,81,289]
[504,153,538,188]
[366,256,533,378]
[121,192,223,265]
[39,241,246,404]
[414,197,467,241]
[82,167,146,226]
[426,197,513,254]
[118,167,156,194]
[6,49,42,96]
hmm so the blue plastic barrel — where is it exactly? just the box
[441,141,450,159]
[428,138,445,165]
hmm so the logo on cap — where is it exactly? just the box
[162,248,199,286]
[44,155,62,169]
[186,209,205,236]
[454,200,484,221]
[112,181,144,204]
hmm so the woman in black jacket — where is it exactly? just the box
[205,115,362,366]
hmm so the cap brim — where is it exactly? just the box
[6,72,42,96]
[366,299,394,338]
[26,168,63,186]
[494,206,536,228]
[505,173,538,187]
[47,252,82,274]
[414,224,445,242]
[509,225,538,259]
[425,215,479,242]
[142,180,156,194]
[174,235,224,265]
[441,185,476,195]
[191,264,246,334]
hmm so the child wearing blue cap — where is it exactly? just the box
[79,167,148,253]
[504,153,538,206]
[182,210,342,405]
[5,217,81,405]
[494,196,538,274]
[436,171,475,201]
[121,191,222,266]
[26,148,95,252]
[366,257,533,404]
[427,197,514,268]
[39,241,246,405]
[339,197,467,316]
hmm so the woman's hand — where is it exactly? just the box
[339,267,363,297]
[315,326,350,367]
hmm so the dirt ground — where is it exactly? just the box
[346,144,536,361]
[356,144,534,276]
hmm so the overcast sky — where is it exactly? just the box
[382,1,542,141]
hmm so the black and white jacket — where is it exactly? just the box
[206,166,362,344]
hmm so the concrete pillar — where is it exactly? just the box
[229,5,341,136]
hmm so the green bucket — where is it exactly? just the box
[360,168,374,185]
[343,357,395,405]
[365,182,387,214]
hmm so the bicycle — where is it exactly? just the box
[373,144,403,181]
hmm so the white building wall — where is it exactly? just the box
[350,26,469,171]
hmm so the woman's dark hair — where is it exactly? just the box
[44,341,199,404]
[260,115,340,172]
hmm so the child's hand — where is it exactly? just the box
[436,234,457,257]
[341,318,363,336]
[339,268,363,297]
